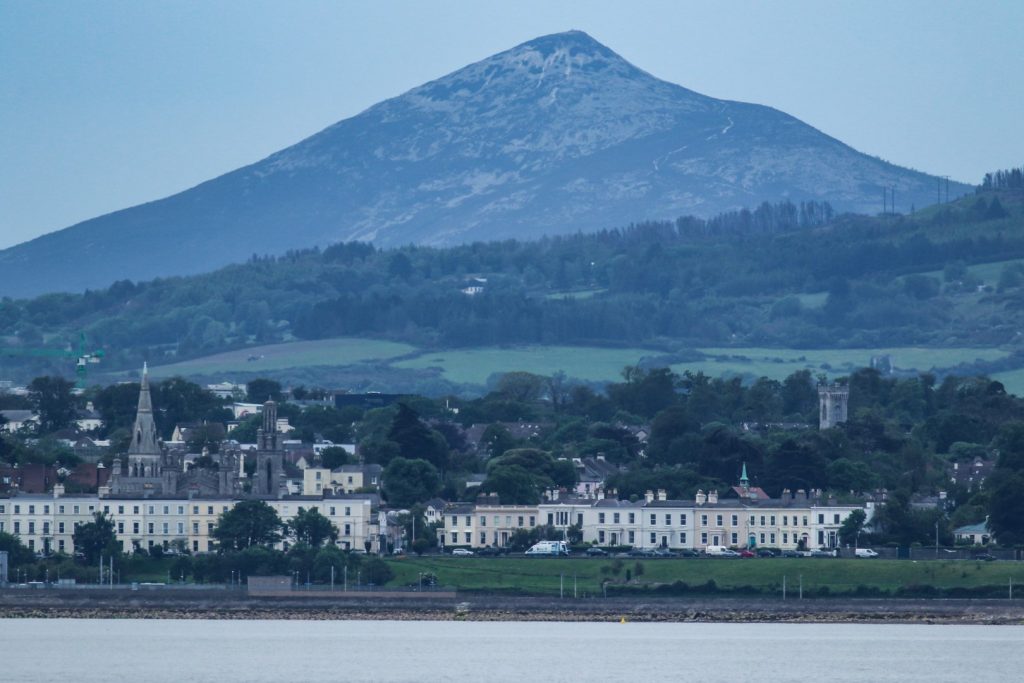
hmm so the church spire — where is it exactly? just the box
[740,462,749,487]
[128,364,160,456]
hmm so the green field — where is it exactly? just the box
[394,345,662,384]
[385,557,1024,597]
[915,257,1024,286]
[148,337,417,378]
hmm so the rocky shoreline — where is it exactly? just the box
[2,590,1023,624]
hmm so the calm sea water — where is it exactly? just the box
[3,619,1022,682]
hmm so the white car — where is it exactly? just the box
[451,548,474,557]
[855,548,879,558]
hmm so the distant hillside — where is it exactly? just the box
[0,186,1021,393]
[0,30,971,298]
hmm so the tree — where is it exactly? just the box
[481,464,541,504]
[246,379,282,404]
[72,512,118,565]
[319,446,351,470]
[0,531,35,567]
[212,500,284,551]
[288,507,338,548]
[363,557,395,585]
[383,457,442,507]
[494,372,546,403]
[388,403,449,470]
[838,509,867,546]
[28,376,76,434]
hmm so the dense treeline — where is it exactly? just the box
[981,165,1024,191]
[0,184,1021,382]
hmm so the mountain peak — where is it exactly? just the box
[0,32,971,298]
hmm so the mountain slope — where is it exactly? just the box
[0,30,970,297]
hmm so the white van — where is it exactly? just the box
[704,545,740,557]
[525,540,569,556]
[854,548,879,558]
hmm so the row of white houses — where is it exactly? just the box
[0,485,378,556]
[443,486,871,552]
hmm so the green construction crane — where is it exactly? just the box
[0,333,105,388]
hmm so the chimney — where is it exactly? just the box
[644,489,654,503]
[796,488,807,501]
[782,488,791,499]
[596,454,606,462]
[657,488,667,501]
[597,487,605,501]
[695,489,707,506]
[53,483,65,498]
[708,490,718,504]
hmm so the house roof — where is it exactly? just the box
[955,522,989,534]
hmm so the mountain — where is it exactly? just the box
[0,30,971,298]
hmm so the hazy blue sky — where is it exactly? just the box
[1,1,1022,250]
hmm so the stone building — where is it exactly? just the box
[818,383,849,430]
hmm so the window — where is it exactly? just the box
[680,514,687,526]
[0,505,5,514]
[177,522,184,534]
[598,530,606,543]
[770,515,776,525]
[700,532,707,545]
[74,505,80,514]
[58,522,65,534]
[163,506,169,514]
[530,516,536,526]
[517,516,524,527]
[480,516,487,527]
[505,516,511,527]
[178,506,184,515]
[193,506,199,514]
[58,505,65,514]
[628,513,635,524]
[628,531,635,543]
[133,506,139,514]
[42,522,50,534]
[118,522,124,534]
[207,506,214,515]
[148,506,154,515]
[650,532,657,544]
[731,533,737,545]
[28,522,35,534]
[329,507,336,516]
[207,523,214,534]
[716,515,723,526]
[760,515,766,526]
[803,516,808,526]
[464,532,470,543]
[132,522,139,534]
[118,506,124,514]
[464,516,471,526]
[450,532,458,543]
[345,507,351,516]
[13,505,19,514]
[103,505,110,514]
[770,533,776,544]
[58,540,65,552]
[192,540,199,552]
[315,471,322,480]
[834,513,841,524]
[650,514,656,525]
[13,522,19,533]
[613,513,620,524]
[576,514,582,526]
[783,515,789,526]
[547,513,554,525]
[192,523,199,534]
[701,514,708,526]
[44,505,49,514]
[344,524,351,536]
[818,514,825,524]
[163,523,169,534]
[665,514,672,525]
[480,532,486,545]
[679,532,687,544]
[783,533,788,544]
[760,533,766,544]
[598,513,606,524]
[148,523,154,534]
[29,505,35,514]
[731,515,738,526]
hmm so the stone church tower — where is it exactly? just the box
[818,383,849,430]
[252,401,284,497]
[110,363,166,494]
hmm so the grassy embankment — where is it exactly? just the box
[384,557,1024,598]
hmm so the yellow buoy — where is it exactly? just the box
[619,617,627,624]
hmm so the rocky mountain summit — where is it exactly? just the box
[0,31,967,297]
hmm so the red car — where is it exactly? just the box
[739,550,756,558]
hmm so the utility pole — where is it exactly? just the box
[783,575,786,600]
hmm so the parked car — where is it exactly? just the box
[705,546,740,557]
[756,548,777,558]
[451,548,474,557]
[628,548,657,558]
[652,548,678,558]
[854,548,879,558]
[780,550,801,558]
[476,546,501,556]
[739,550,755,558]
[973,553,998,562]
[676,548,701,558]
[810,548,837,558]
[585,547,608,557]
